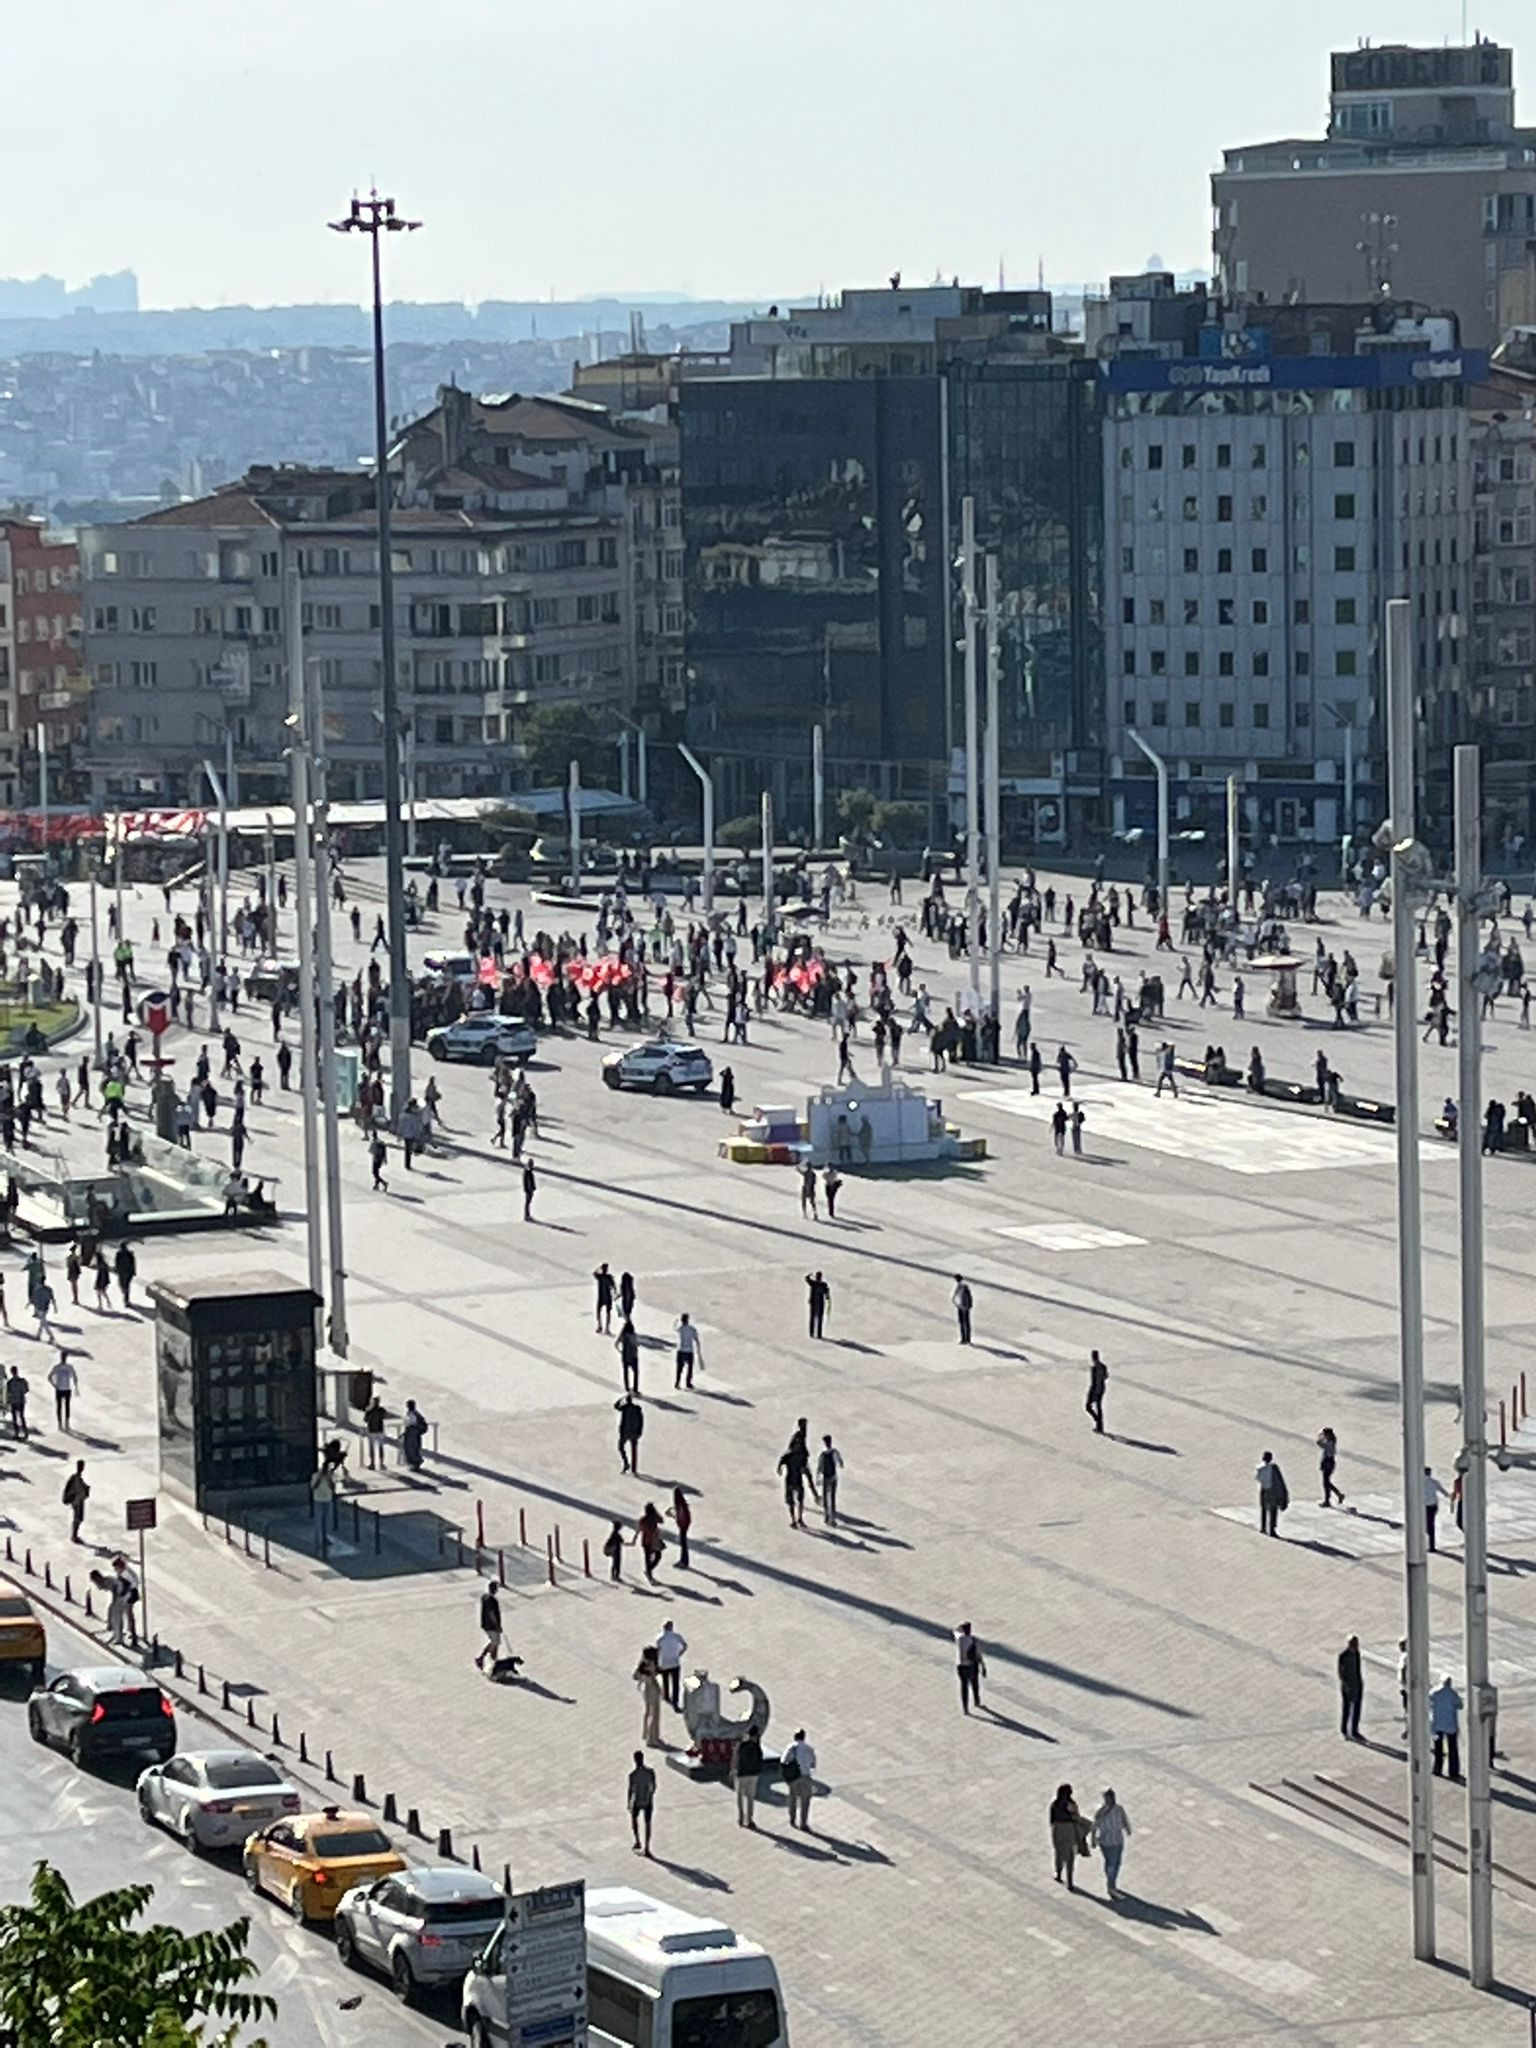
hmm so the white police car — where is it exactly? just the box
[600,1039,714,1094]
[425,1016,538,1065]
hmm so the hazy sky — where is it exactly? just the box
[11,0,1521,309]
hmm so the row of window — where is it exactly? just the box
[1125,699,1302,731]
[13,614,80,644]
[94,537,625,582]
[1123,646,1356,678]
[1120,537,1464,577]
[8,564,77,594]
[1128,439,1361,472]
[1124,596,1362,627]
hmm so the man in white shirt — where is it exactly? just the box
[655,1620,687,1711]
[1423,1465,1446,1553]
[782,1728,817,1831]
[47,1353,79,1431]
[674,1315,702,1392]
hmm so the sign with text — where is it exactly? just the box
[505,1879,585,2044]
[124,1498,157,1532]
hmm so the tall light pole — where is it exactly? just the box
[285,567,325,1312]
[1127,729,1169,915]
[330,188,418,1126]
[1454,741,1493,1987]
[959,495,980,1007]
[982,552,1002,1039]
[677,744,715,915]
[1387,595,1436,1961]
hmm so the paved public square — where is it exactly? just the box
[7,848,1536,2044]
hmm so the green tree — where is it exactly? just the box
[0,1863,274,2048]
[835,787,877,842]
[520,704,615,788]
[716,813,762,851]
[871,799,927,848]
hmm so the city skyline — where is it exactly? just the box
[12,0,1522,311]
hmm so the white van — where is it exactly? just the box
[461,1885,788,2048]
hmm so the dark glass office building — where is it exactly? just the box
[680,377,948,825]
[679,352,1103,838]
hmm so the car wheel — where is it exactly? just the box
[391,1952,418,2005]
[288,1884,309,1926]
[28,1660,43,1687]
[602,1068,620,1089]
[243,1859,262,1896]
[334,1919,359,1970]
[480,1044,498,1065]
[26,1706,47,1747]
[137,1785,158,1827]
[653,1071,675,1095]
[428,1042,446,1062]
[67,1733,85,1768]
[181,1811,206,1856]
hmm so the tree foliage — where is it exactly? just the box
[716,813,762,851]
[0,1863,274,2048]
[871,799,927,848]
[835,787,877,841]
[521,704,616,788]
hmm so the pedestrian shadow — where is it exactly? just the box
[810,1530,875,1552]
[658,1583,722,1606]
[692,1572,753,1598]
[627,1584,667,1600]
[384,1190,426,1205]
[531,1222,584,1235]
[832,1339,883,1355]
[635,1334,671,1350]
[761,1829,845,1864]
[1105,1435,1180,1456]
[975,1345,1029,1362]
[693,1389,754,1408]
[511,1676,577,1705]
[1354,1736,1404,1760]
[826,1220,881,1233]
[1286,1537,1356,1561]
[74,1435,121,1453]
[649,1856,731,1892]
[1083,1891,1218,1935]
[814,1831,894,1866]
[979,1708,1057,1743]
[648,1399,693,1415]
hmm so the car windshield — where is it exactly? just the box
[422,1899,505,1926]
[203,1757,284,1791]
[672,1989,783,2048]
[0,1597,31,1619]
[311,1827,392,1858]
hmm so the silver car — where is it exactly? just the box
[601,1039,714,1094]
[136,1748,300,1852]
[425,1014,538,1065]
[334,1865,506,2003]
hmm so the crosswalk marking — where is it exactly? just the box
[996,1223,1146,1252]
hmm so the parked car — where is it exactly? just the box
[243,1807,404,1926]
[421,952,479,987]
[334,1866,506,2004]
[601,1040,714,1094]
[136,1748,301,1853]
[0,1590,46,1684]
[425,1015,538,1065]
[28,1666,175,1768]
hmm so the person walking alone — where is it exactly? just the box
[734,1723,764,1829]
[48,1352,79,1430]
[654,1618,687,1710]
[782,1728,816,1831]
[615,1394,644,1475]
[627,1751,657,1856]
[522,1158,537,1222]
[616,1318,641,1394]
[1090,1789,1132,1897]
[1431,1674,1463,1779]
[1317,1426,1345,1507]
[475,1582,504,1673]
[805,1270,831,1340]
[673,1313,701,1390]
[1085,1350,1108,1434]
[952,1274,973,1345]
[955,1621,987,1714]
[1256,1449,1288,1537]
[634,1648,662,1746]
[1337,1634,1364,1740]
[62,1458,89,1542]
[363,1395,387,1470]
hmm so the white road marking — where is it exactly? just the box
[996,1223,1146,1251]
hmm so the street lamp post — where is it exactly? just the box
[330,188,419,1127]
[1127,729,1169,917]
[982,552,1002,1040]
[959,496,981,1008]
[677,744,715,915]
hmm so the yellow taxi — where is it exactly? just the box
[242,1806,405,1925]
[0,1591,46,1684]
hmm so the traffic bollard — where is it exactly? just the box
[472,1843,482,1872]
[22,1548,31,1576]
[351,1772,368,1805]
[407,1806,423,1838]
[554,1525,563,1564]
[437,1826,455,1860]
[583,1539,592,1579]
[271,1714,282,1746]
[245,1698,256,1729]
[497,1547,506,1588]
[519,1507,527,1548]
[221,1680,232,1710]
[198,1664,208,1696]
[43,1563,52,1590]
[546,1534,555,1586]
[299,1731,310,1765]
[63,1575,73,1605]
[383,1792,399,1825]
[174,1649,185,1678]
[85,1590,95,1620]
[1501,1400,1508,1448]
[325,1748,337,1784]
[476,1499,486,1548]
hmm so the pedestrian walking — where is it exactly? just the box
[1338,1634,1364,1740]
[113,1240,136,1308]
[822,1166,842,1219]
[1085,1350,1108,1434]
[952,1274,973,1345]
[1050,1784,1083,1889]
[616,1318,641,1394]
[48,1353,78,1430]
[1424,1465,1445,1551]
[634,1647,662,1746]
[62,1458,89,1541]
[5,1365,29,1440]
[673,1313,701,1390]
[816,1435,843,1525]
[475,1582,504,1672]
[522,1158,537,1221]
[655,1619,687,1709]
[1431,1674,1463,1779]
[400,1399,428,1471]
[734,1724,765,1828]
[603,1518,626,1582]
[800,1164,818,1220]
[1050,1102,1067,1155]
[777,1432,812,1528]
[1154,1041,1179,1098]
[1091,1789,1132,1897]
[1317,1426,1345,1507]
[619,1270,637,1320]
[627,1751,657,1855]
[668,1487,692,1570]
[805,1270,831,1339]
[1070,1102,1085,1155]
[363,1395,387,1470]
[782,1728,816,1831]
[615,1393,644,1474]
[92,1252,111,1310]
[635,1502,666,1582]
[955,1621,987,1714]
[594,1262,616,1333]
[1256,1449,1288,1537]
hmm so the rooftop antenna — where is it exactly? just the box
[1038,254,1045,290]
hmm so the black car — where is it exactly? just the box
[28,1665,176,1768]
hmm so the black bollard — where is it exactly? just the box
[351,1772,368,1805]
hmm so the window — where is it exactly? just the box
[1295,702,1311,727]
[672,1989,784,2048]
[1336,649,1357,676]
[1334,597,1357,625]
[1219,650,1235,677]
[1184,650,1200,675]
[1251,496,1267,519]
[1122,598,1135,625]
[1253,651,1270,677]
[1150,649,1166,675]
[128,605,156,632]
[1122,649,1136,674]
[587,1968,648,2043]
[1250,548,1268,573]
[1149,700,1167,727]
[1182,496,1199,521]
[1123,699,1136,727]
[1120,548,1134,574]
[1147,445,1164,470]
[1119,446,1133,470]
[1183,599,1199,625]
[1219,702,1235,728]
[259,552,280,578]
[1183,548,1199,573]
[1296,651,1311,674]
[128,661,157,689]
[1252,600,1269,625]
[1333,493,1356,520]
[1294,599,1311,624]
[1218,599,1234,626]
[1181,445,1197,469]
[1148,599,1165,626]
[1333,441,1356,467]
[1334,545,1356,572]
[1216,548,1232,574]
[1184,701,1202,726]
[1216,496,1233,523]
[1253,702,1270,729]
[1250,444,1267,469]
[91,606,118,632]
[1216,444,1232,469]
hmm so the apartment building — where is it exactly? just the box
[81,388,662,804]
[0,517,86,804]
[1095,276,1485,847]
[1470,335,1536,844]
